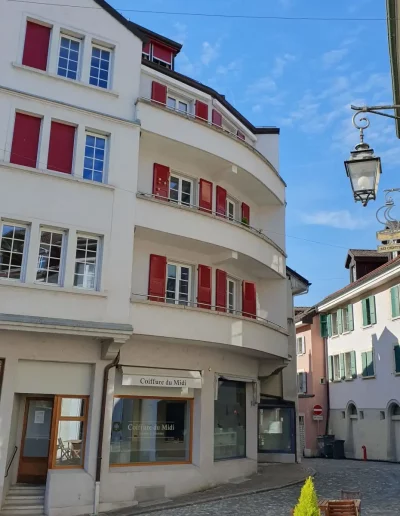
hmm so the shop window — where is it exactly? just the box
[258,407,295,453]
[50,396,88,468]
[214,380,246,460]
[110,397,192,465]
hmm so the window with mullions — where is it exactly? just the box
[83,134,106,183]
[58,36,80,80]
[226,198,236,221]
[167,96,189,114]
[36,230,65,285]
[169,175,192,206]
[74,236,99,290]
[0,223,27,281]
[166,263,190,305]
[89,46,111,89]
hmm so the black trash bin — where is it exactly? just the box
[316,435,335,458]
[333,439,345,459]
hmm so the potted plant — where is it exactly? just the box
[241,216,249,226]
[292,477,320,515]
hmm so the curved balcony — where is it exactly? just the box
[136,99,285,205]
[131,294,289,359]
[135,194,285,279]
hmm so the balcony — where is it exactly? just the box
[131,295,289,359]
[136,99,285,205]
[135,194,285,279]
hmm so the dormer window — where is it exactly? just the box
[142,41,174,69]
[142,42,150,61]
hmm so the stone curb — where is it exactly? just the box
[113,467,316,516]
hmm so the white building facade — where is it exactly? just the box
[0,0,307,514]
[318,257,400,462]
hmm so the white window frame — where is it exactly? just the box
[222,116,236,137]
[73,234,101,291]
[344,351,353,380]
[35,228,67,286]
[150,46,172,69]
[333,354,341,381]
[226,197,237,221]
[83,132,108,184]
[57,33,82,81]
[166,261,192,305]
[169,173,194,206]
[226,276,238,314]
[296,336,305,355]
[297,371,307,394]
[331,311,339,336]
[342,306,350,332]
[0,221,29,282]
[89,43,112,89]
[166,90,193,115]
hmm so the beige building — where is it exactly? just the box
[0,0,308,514]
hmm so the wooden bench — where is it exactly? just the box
[318,499,361,516]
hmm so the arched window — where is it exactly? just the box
[392,404,400,416]
[348,403,357,416]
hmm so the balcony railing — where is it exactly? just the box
[136,97,284,184]
[136,192,286,257]
[131,292,288,336]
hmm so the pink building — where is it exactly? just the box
[295,307,328,457]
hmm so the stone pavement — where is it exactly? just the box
[107,459,400,516]
[105,462,312,516]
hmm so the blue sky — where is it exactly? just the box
[111,0,398,305]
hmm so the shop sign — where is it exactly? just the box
[377,244,400,253]
[123,374,202,389]
[376,230,400,241]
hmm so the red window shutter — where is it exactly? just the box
[212,109,222,127]
[143,42,151,54]
[199,179,213,213]
[197,264,212,309]
[215,269,227,312]
[195,101,209,122]
[10,112,41,168]
[216,186,227,217]
[152,43,173,64]
[47,121,75,174]
[151,81,167,105]
[148,254,167,302]
[237,130,245,141]
[153,163,170,199]
[22,21,51,71]
[241,202,250,225]
[242,281,256,319]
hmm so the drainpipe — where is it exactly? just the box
[324,337,331,435]
[94,352,120,515]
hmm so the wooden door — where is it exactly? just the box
[18,398,54,484]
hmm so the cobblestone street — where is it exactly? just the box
[139,459,400,516]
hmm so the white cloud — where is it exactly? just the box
[322,48,348,69]
[246,76,277,95]
[177,52,199,77]
[300,210,371,230]
[173,22,188,44]
[252,104,262,113]
[201,41,220,66]
[216,60,241,75]
[272,53,295,78]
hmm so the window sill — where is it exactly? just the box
[109,463,196,472]
[392,316,400,322]
[332,379,342,383]
[362,324,375,329]
[12,62,120,97]
[361,375,376,380]
[344,377,354,382]
[331,334,339,339]
[342,331,352,335]
[395,372,400,376]
[0,279,108,297]
[0,161,115,190]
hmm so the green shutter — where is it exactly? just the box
[391,286,400,319]
[348,304,354,331]
[350,350,357,378]
[394,345,400,374]
[328,355,333,382]
[337,309,343,334]
[361,352,368,377]
[369,296,377,325]
[367,350,375,376]
[320,314,328,337]
[362,299,368,327]
[327,314,332,337]
[339,353,345,380]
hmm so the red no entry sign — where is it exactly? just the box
[313,404,323,416]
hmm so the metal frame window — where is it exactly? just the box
[169,174,193,206]
[166,262,191,305]
[36,229,65,285]
[74,235,100,290]
[226,198,236,221]
[227,277,237,314]
[58,35,80,80]
[89,45,111,89]
[83,133,107,183]
[0,223,28,281]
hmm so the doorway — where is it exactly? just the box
[17,397,54,484]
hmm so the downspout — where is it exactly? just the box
[324,337,331,435]
[94,351,120,515]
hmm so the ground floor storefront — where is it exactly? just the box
[0,330,297,516]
